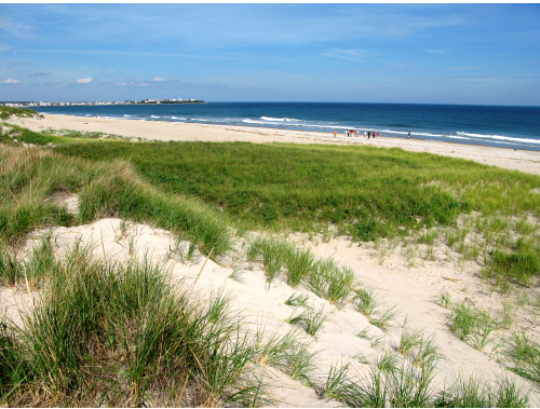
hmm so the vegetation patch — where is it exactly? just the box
[54,139,540,286]
[0,245,262,407]
[0,144,230,254]
[0,106,39,120]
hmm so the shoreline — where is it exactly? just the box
[10,112,540,176]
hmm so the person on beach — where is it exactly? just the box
[377,132,380,138]
[408,132,411,139]
[367,131,371,139]
[364,131,367,138]
[334,129,337,137]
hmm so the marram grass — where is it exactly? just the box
[0,244,262,407]
[0,144,231,255]
[54,138,540,286]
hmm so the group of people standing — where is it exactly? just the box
[333,129,412,139]
[364,131,379,139]
[333,129,380,138]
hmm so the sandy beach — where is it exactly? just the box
[11,113,540,177]
[3,113,540,406]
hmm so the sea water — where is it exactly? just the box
[37,102,540,151]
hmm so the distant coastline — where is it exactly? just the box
[0,98,206,108]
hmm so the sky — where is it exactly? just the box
[1,3,539,106]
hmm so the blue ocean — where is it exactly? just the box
[37,102,540,151]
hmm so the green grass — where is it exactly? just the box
[0,244,262,406]
[254,328,317,382]
[247,236,355,306]
[354,285,379,317]
[0,144,231,255]
[53,139,540,286]
[505,332,540,385]
[287,306,332,337]
[0,106,38,120]
[483,238,540,286]
[398,327,424,358]
[317,358,528,409]
[284,292,310,307]
[54,141,540,233]
[369,307,398,332]
[449,303,495,350]
[436,289,452,309]
[0,123,96,146]
[433,376,529,408]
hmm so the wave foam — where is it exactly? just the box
[456,131,540,145]
[260,116,298,122]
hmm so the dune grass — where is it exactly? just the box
[254,328,317,382]
[0,144,231,255]
[0,123,88,146]
[0,244,262,407]
[505,332,540,385]
[247,235,355,307]
[287,306,332,337]
[319,355,528,408]
[0,106,38,120]
[54,140,540,235]
[450,302,495,351]
[53,139,540,286]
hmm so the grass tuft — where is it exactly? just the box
[450,302,494,350]
[353,285,379,317]
[505,332,540,385]
[287,306,332,337]
[369,307,398,332]
[284,292,310,307]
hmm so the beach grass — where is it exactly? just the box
[506,332,540,385]
[287,306,332,337]
[5,115,540,286]
[53,139,540,286]
[54,140,540,234]
[0,106,38,120]
[0,245,262,407]
[0,144,231,255]
[1,123,101,146]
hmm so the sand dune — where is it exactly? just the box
[5,216,536,407]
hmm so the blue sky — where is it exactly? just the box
[1,3,539,105]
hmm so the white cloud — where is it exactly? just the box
[322,48,372,62]
[118,81,149,87]
[3,78,20,84]
[152,77,167,82]
[76,77,93,84]
[0,16,35,38]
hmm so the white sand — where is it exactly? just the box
[10,113,540,176]
[3,216,537,407]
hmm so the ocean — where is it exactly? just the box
[36,102,540,151]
